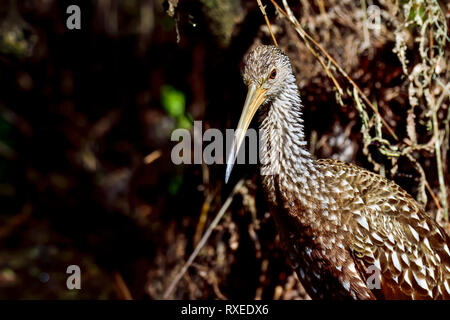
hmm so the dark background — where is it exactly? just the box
[0,0,448,299]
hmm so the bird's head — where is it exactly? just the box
[225,45,293,183]
[242,45,292,101]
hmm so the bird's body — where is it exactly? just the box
[226,45,450,299]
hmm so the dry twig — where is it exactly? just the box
[163,178,245,299]
[256,0,278,46]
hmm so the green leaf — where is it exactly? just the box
[177,115,192,130]
[161,85,185,118]
[168,174,183,195]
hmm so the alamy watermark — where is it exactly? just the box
[66,264,81,290]
[170,121,281,176]
[366,265,381,290]
[66,5,81,30]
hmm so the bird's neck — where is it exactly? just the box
[259,77,320,207]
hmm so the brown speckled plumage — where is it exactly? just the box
[227,45,450,300]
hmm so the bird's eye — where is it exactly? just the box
[269,69,277,79]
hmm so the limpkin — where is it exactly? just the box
[225,45,450,300]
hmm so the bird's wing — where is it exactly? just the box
[317,159,450,299]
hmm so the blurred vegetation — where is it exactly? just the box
[0,0,448,300]
[161,85,192,129]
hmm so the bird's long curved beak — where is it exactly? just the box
[225,84,267,183]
